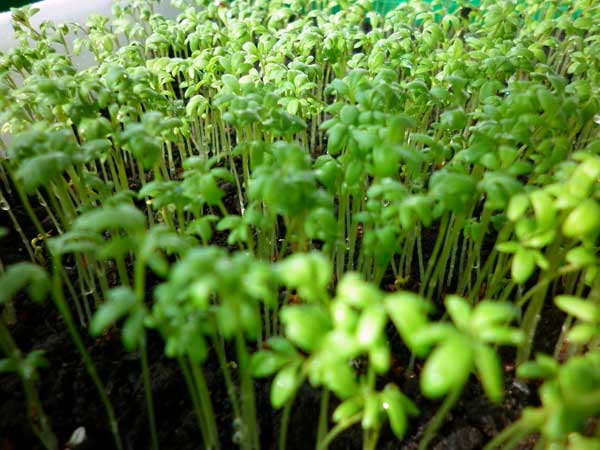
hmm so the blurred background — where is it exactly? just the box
[0,0,178,57]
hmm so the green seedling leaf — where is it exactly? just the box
[281,305,331,353]
[305,207,338,244]
[478,326,524,346]
[78,117,112,140]
[555,296,599,322]
[538,380,564,408]
[529,190,556,230]
[474,344,504,403]
[333,396,363,423]
[515,218,537,242]
[239,301,261,340]
[186,216,218,243]
[164,321,208,364]
[388,115,416,142]
[558,355,600,414]
[243,264,277,308]
[533,251,549,271]
[186,94,208,116]
[507,193,530,222]
[566,247,597,268]
[323,362,358,398]
[382,387,407,438]
[567,158,600,199]
[445,295,472,330]
[337,273,382,309]
[567,324,599,345]
[120,125,162,170]
[536,89,560,117]
[314,155,343,192]
[344,159,366,190]
[340,105,359,125]
[471,301,520,330]
[381,384,417,438]
[0,263,50,305]
[524,229,557,249]
[271,363,300,409]
[122,308,146,351]
[369,339,391,374]
[74,204,146,234]
[542,403,579,440]
[362,392,383,429]
[251,351,291,378]
[584,267,599,286]
[265,337,298,358]
[385,292,431,356]
[421,335,473,399]
[24,350,49,371]
[429,171,477,214]
[276,252,332,302]
[47,230,103,256]
[562,199,600,239]
[327,123,349,155]
[0,358,18,373]
[511,248,536,284]
[331,302,359,332]
[90,286,136,336]
[266,110,307,137]
[517,353,559,379]
[217,215,242,232]
[322,330,360,361]
[356,305,387,348]
[99,236,137,260]
[439,107,467,131]
[567,433,600,450]
[216,301,241,339]
[371,145,402,178]
[0,349,47,382]
[15,152,82,194]
[411,323,457,350]
[189,280,211,309]
[496,241,520,253]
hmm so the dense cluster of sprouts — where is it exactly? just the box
[0,0,599,449]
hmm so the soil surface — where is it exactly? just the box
[0,301,541,450]
[0,197,561,450]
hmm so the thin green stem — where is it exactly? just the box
[279,397,294,450]
[115,254,131,287]
[0,320,58,450]
[0,190,36,261]
[417,387,462,450]
[315,389,330,450]
[420,212,450,297]
[236,332,260,450]
[212,335,242,420]
[51,257,123,450]
[140,339,160,450]
[178,356,211,445]
[134,255,159,450]
[191,361,220,450]
[481,420,530,450]
[316,413,362,450]
[363,426,381,450]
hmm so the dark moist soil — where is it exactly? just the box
[0,197,563,450]
[0,295,546,450]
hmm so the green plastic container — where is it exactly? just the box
[372,0,481,15]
